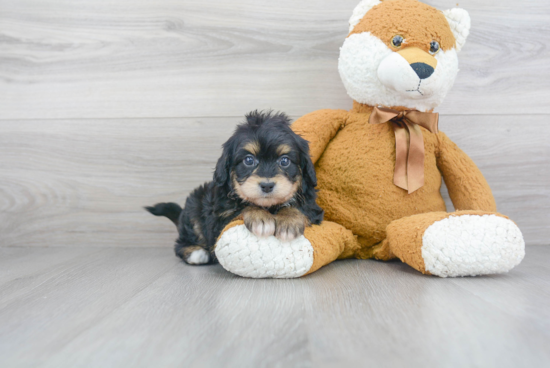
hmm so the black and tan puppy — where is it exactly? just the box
[146,111,323,265]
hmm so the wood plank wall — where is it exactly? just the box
[1,0,548,247]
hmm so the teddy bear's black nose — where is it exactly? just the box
[410,62,435,79]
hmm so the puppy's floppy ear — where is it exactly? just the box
[295,134,317,189]
[214,138,234,187]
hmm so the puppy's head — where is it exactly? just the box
[214,111,317,208]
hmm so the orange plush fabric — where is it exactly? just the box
[293,106,452,249]
[350,0,456,52]
[303,221,360,275]
[436,133,497,212]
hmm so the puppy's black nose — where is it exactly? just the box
[260,182,275,193]
[410,62,434,79]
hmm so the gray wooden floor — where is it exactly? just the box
[0,246,549,368]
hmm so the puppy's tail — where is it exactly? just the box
[145,202,182,227]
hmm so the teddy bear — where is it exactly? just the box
[214,0,525,278]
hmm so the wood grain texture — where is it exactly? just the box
[0,246,549,367]
[0,114,547,248]
[0,248,179,365]
[0,247,101,308]
[1,0,549,119]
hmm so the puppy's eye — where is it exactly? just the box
[429,40,440,55]
[279,156,291,167]
[391,35,404,48]
[243,155,256,167]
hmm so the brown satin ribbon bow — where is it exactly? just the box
[369,106,439,194]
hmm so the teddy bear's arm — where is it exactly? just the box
[436,132,497,212]
[291,109,349,164]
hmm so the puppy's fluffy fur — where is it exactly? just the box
[146,111,323,265]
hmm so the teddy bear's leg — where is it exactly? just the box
[215,220,359,278]
[384,211,525,277]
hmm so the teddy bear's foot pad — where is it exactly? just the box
[422,215,525,277]
[215,225,314,278]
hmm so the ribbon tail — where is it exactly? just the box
[404,120,425,194]
[391,122,409,191]
[377,108,436,194]
[406,110,440,134]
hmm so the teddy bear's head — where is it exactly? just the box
[338,0,470,112]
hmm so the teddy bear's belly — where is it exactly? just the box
[314,122,447,247]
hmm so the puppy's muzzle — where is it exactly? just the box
[260,182,275,193]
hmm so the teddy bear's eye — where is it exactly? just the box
[429,41,440,55]
[391,35,404,48]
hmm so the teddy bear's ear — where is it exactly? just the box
[348,0,382,33]
[442,8,471,53]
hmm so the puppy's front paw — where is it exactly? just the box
[274,208,307,242]
[275,221,304,242]
[243,207,275,238]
